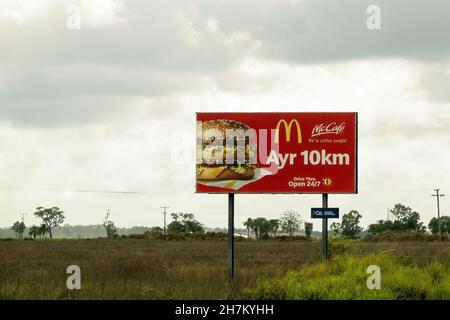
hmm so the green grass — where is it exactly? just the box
[243,253,450,300]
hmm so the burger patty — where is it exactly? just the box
[196,164,256,180]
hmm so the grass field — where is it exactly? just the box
[0,239,449,300]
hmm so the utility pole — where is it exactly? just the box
[161,206,169,235]
[20,213,27,224]
[432,189,445,241]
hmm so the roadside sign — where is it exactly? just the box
[311,207,339,219]
[196,112,358,277]
[196,112,358,194]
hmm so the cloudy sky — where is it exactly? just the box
[0,0,449,230]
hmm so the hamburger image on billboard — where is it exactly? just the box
[196,113,358,194]
[196,119,257,181]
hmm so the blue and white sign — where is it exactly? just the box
[311,208,339,219]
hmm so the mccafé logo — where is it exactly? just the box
[274,119,302,144]
[311,122,345,138]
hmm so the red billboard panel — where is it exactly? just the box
[196,112,357,194]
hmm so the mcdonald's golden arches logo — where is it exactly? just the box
[274,119,302,143]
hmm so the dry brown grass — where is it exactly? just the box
[0,239,318,300]
[355,241,450,265]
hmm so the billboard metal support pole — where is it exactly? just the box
[228,193,235,279]
[322,194,328,261]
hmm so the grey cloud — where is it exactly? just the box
[0,1,236,126]
[0,95,127,127]
[198,0,450,63]
[0,1,234,70]
[0,64,200,126]
[1,0,450,127]
[0,65,199,98]
[3,0,450,72]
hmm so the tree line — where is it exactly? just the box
[367,203,449,238]
[242,210,313,239]
[12,207,65,239]
[330,203,449,239]
[10,207,123,239]
[8,203,449,240]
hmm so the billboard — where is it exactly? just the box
[196,112,357,194]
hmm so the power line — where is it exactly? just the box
[359,188,440,193]
[432,189,445,241]
[0,186,146,194]
[73,189,146,194]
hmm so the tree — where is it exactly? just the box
[243,218,253,238]
[28,225,46,239]
[150,226,163,234]
[11,221,26,239]
[367,204,425,235]
[242,217,276,239]
[330,222,341,236]
[103,210,118,238]
[304,222,313,239]
[428,216,450,238]
[167,220,185,234]
[329,211,363,238]
[247,218,260,238]
[253,218,272,239]
[182,213,204,233]
[390,203,424,232]
[167,213,204,234]
[340,210,363,238]
[280,210,302,237]
[367,220,393,235]
[33,207,65,238]
[268,219,280,238]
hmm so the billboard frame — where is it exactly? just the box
[195,112,358,195]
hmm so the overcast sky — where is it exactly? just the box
[0,0,449,231]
